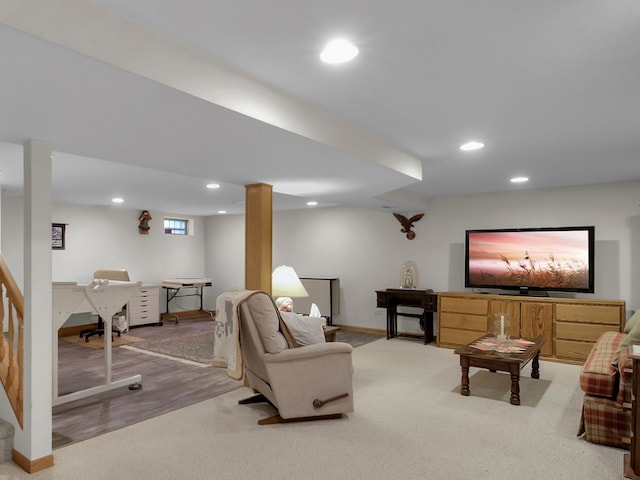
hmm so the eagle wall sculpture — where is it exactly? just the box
[393,213,424,240]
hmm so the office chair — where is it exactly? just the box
[79,269,130,342]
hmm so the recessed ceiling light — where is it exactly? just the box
[217,210,227,214]
[111,197,124,204]
[206,183,220,189]
[306,201,318,206]
[510,176,529,183]
[460,141,485,151]
[320,38,359,64]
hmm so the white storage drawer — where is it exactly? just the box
[127,285,160,327]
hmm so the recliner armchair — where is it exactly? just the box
[236,291,354,424]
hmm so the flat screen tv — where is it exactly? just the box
[465,226,595,295]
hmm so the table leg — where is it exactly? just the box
[386,309,392,339]
[422,311,427,344]
[391,306,397,337]
[423,311,434,344]
[531,353,540,379]
[460,357,470,396]
[509,364,521,405]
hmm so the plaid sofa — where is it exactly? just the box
[578,331,632,448]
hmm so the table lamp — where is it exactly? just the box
[272,265,309,311]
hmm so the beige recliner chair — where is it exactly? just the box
[237,291,354,424]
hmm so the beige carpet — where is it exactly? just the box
[0,339,624,479]
[60,332,145,349]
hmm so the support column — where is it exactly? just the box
[244,183,272,293]
[16,140,54,472]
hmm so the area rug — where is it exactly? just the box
[124,331,215,365]
[61,333,145,349]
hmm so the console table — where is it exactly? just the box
[375,289,438,344]
[437,292,624,363]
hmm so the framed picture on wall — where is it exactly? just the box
[52,223,66,250]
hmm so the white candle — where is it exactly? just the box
[500,315,505,338]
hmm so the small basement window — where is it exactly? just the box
[164,218,188,235]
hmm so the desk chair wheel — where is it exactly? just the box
[129,382,142,391]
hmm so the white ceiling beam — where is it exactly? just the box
[0,0,422,182]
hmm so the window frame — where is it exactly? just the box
[163,217,189,236]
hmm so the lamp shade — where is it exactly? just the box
[272,265,309,298]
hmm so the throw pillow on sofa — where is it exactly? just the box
[614,314,640,365]
[625,309,640,333]
[280,312,326,346]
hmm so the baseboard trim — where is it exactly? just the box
[12,449,54,473]
[334,324,429,340]
[333,324,385,336]
[161,310,215,322]
[58,324,94,337]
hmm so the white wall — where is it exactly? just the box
[205,181,640,333]
[203,213,245,298]
[1,197,208,314]
[4,181,636,332]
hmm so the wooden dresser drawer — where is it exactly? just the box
[438,312,488,331]
[439,328,485,347]
[556,321,618,342]
[554,339,594,361]
[555,304,621,325]
[440,297,489,315]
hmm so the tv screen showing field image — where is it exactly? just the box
[466,230,591,290]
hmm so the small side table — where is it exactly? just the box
[624,345,640,479]
[323,326,340,342]
[375,288,437,344]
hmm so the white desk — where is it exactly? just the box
[52,280,142,406]
[161,277,213,323]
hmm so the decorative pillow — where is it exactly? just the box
[625,309,640,334]
[280,312,326,346]
[278,312,298,349]
[614,316,640,365]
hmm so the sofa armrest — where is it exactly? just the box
[263,342,354,419]
[264,342,353,364]
[619,346,633,382]
[580,331,627,398]
[617,345,634,405]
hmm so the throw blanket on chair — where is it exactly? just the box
[213,289,255,380]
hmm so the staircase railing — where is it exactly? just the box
[0,255,23,428]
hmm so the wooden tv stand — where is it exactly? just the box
[437,292,625,363]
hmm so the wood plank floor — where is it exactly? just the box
[53,317,383,449]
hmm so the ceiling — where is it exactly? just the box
[0,1,638,216]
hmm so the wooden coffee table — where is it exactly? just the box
[453,334,544,405]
